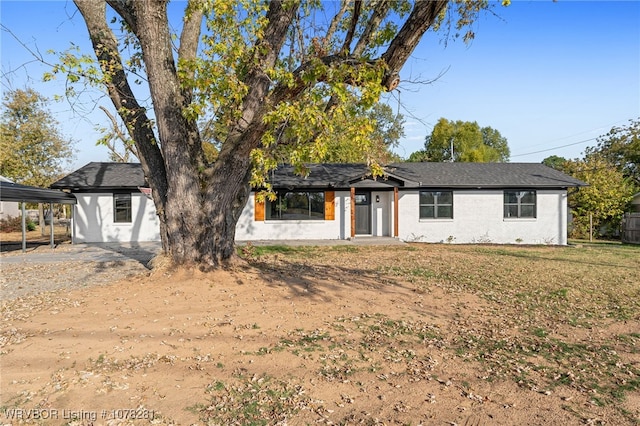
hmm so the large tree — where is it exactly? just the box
[585,118,640,185]
[562,156,636,239]
[0,88,74,187]
[542,155,568,171]
[408,117,510,162]
[49,0,494,268]
[318,103,404,164]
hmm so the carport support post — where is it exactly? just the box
[50,202,54,248]
[21,201,26,253]
[350,187,356,238]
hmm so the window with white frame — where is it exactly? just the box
[113,193,132,223]
[504,190,536,218]
[266,191,324,220]
[419,191,453,219]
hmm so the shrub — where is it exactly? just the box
[0,215,36,232]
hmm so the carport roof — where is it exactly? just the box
[0,181,76,204]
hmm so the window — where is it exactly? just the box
[419,191,453,219]
[504,190,536,218]
[266,191,325,220]
[113,193,132,223]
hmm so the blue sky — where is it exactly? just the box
[1,1,639,170]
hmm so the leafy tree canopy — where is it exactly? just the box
[408,118,510,162]
[542,155,568,171]
[562,156,636,239]
[0,88,74,187]
[40,0,502,267]
[585,118,640,185]
[310,102,404,164]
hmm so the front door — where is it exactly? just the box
[354,191,372,235]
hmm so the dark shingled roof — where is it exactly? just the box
[267,164,370,188]
[51,161,586,191]
[51,162,148,190]
[387,162,587,188]
[268,162,586,189]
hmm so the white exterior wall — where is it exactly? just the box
[72,193,160,243]
[70,188,569,245]
[235,191,352,241]
[398,189,568,245]
[0,201,20,220]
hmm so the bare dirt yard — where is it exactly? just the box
[1,242,639,425]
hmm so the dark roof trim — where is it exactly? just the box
[0,181,77,204]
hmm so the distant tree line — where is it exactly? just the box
[543,118,639,240]
[407,118,510,163]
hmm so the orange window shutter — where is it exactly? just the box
[324,191,335,220]
[255,197,265,221]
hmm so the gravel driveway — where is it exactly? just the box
[0,239,403,300]
[0,242,161,300]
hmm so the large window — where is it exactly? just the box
[419,191,453,219]
[113,193,132,223]
[504,190,536,218]
[266,191,325,220]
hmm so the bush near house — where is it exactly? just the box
[0,215,36,232]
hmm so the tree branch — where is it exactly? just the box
[341,0,361,54]
[73,0,168,204]
[178,0,203,92]
[105,0,138,34]
[270,1,448,105]
[324,1,348,52]
[224,0,300,141]
[352,1,392,56]
[380,1,448,91]
[129,0,207,177]
[98,105,139,160]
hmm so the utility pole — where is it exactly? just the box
[450,136,455,162]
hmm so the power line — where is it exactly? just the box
[510,120,628,151]
[510,137,597,158]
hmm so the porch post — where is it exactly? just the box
[350,187,356,238]
[394,187,399,238]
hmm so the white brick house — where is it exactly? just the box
[52,162,586,245]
